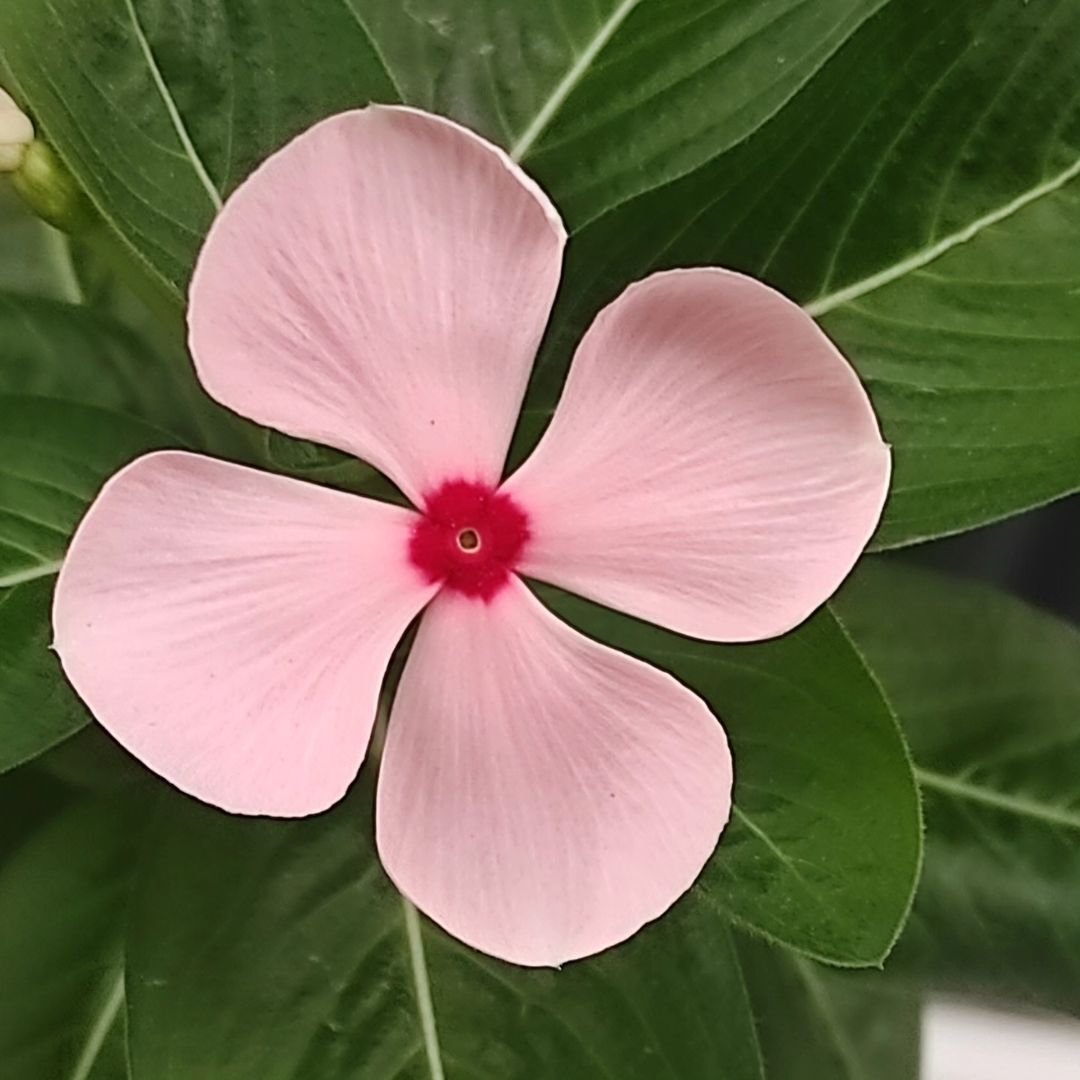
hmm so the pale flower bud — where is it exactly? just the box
[0,87,34,172]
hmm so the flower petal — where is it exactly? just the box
[53,451,437,816]
[376,577,732,967]
[189,106,566,505]
[503,269,890,642]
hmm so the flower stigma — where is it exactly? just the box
[409,479,529,601]
[457,527,481,553]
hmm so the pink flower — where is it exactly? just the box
[53,107,889,967]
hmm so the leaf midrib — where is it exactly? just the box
[788,954,865,1080]
[68,967,124,1080]
[915,765,1080,833]
[120,0,222,213]
[402,896,446,1080]
[0,559,62,589]
[804,153,1080,316]
[509,0,644,162]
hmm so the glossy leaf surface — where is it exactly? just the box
[529,0,1080,544]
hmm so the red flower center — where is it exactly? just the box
[409,479,530,601]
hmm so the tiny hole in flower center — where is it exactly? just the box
[456,528,481,553]
[409,480,529,601]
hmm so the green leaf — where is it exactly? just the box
[835,559,1080,1015]
[0,293,176,419]
[0,291,254,457]
[0,0,400,299]
[262,429,403,503]
[0,796,138,1080]
[817,180,1080,548]
[537,587,922,967]
[0,747,73,861]
[344,0,887,226]
[126,779,766,1080]
[737,936,921,1080]
[0,0,887,298]
[532,0,1080,545]
[0,578,87,773]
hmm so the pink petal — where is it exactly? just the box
[376,577,732,967]
[188,106,566,506]
[53,452,437,816]
[503,269,890,642]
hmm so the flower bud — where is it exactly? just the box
[11,139,93,233]
[0,87,34,172]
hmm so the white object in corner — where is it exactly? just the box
[923,999,1080,1080]
[0,87,34,172]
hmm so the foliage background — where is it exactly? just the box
[1,1,1079,1076]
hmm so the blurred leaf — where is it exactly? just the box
[738,936,921,1080]
[0,184,80,300]
[34,724,156,796]
[538,587,922,967]
[1,179,256,461]
[0,796,139,1080]
[126,778,766,1080]
[836,560,1080,1015]
[0,292,257,458]
[0,292,177,418]
[0,749,72,860]
[815,968,921,1079]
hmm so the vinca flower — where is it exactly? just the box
[53,107,889,966]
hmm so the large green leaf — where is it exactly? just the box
[0,0,399,298]
[0,292,177,418]
[0,795,139,1080]
[836,559,1080,1015]
[0,746,73,861]
[344,0,886,227]
[0,0,885,298]
[126,778,766,1080]
[538,587,921,967]
[0,291,255,456]
[531,0,1080,544]
[1,769,921,1079]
